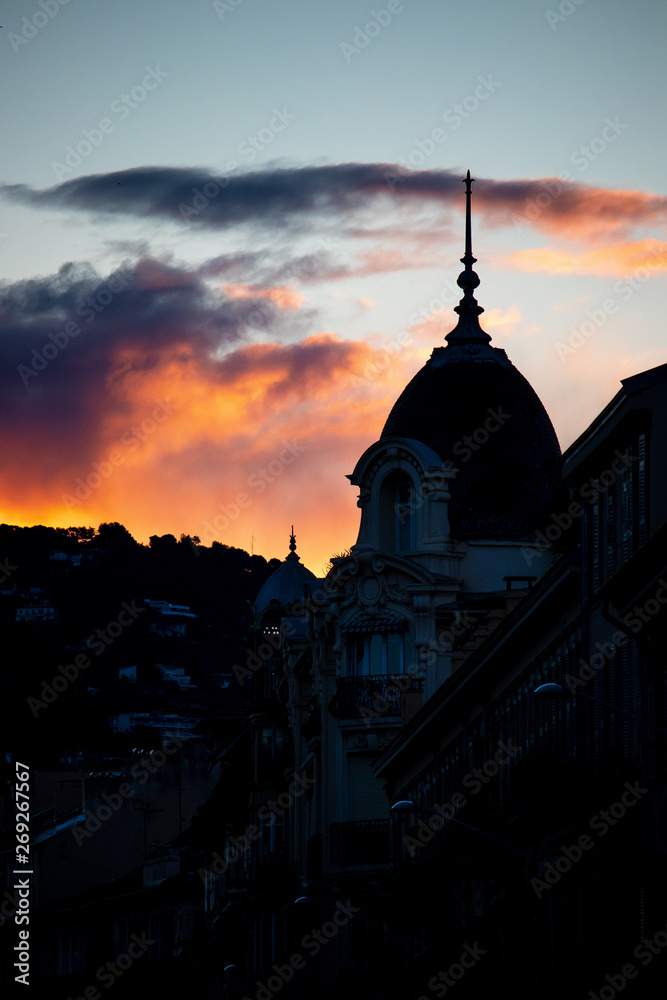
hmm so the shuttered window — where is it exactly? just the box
[638,432,647,546]
[606,490,615,579]
[622,454,634,562]
[348,752,390,820]
[592,481,601,594]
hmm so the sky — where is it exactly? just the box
[1,0,666,575]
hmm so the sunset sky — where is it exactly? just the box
[1,0,666,574]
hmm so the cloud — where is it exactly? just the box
[0,250,417,568]
[5,165,667,247]
[0,254,314,494]
[482,305,523,338]
[222,283,304,308]
[507,240,667,277]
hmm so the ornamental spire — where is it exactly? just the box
[287,525,300,561]
[444,170,492,348]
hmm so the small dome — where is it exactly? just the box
[255,529,317,623]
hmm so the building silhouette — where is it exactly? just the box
[205,173,667,999]
[8,175,665,999]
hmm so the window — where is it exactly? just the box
[347,632,404,675]
[254,914,277,975]
[379,470,417,552]
[259,811,284,861]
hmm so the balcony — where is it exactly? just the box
[330,820,391,866]
[328,674,423,720]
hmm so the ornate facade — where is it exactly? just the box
[205,175,666,1000]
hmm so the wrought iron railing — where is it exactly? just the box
[328,674,423,719]
[330,820,391,866]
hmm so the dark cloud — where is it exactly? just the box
[4,164,667,239]
[0,253,311,475]
[2,164,461,231]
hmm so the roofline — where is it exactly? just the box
[563,361,667,470]
[373,554,580,778]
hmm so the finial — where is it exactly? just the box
[443,169,491,349]
[463,170,474,263]
[289,526,296,554]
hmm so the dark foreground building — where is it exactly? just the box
[8,176,665,999]
[203,176,667,999]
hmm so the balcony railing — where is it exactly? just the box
[328,674,423,719]
[330,820,391,866]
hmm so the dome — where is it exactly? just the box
[381,171,561,539]
[255,529,317,622]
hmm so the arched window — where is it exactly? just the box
[379,470,417,552]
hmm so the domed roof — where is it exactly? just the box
[381,172,561,539]
[255,529,317,622]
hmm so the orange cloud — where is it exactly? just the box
[1,329,421,572]
[480,181,667,243]
[507,240,667,277]
[222,283,304,308]
[481,305,523,338]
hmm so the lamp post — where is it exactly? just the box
[532,682,667,735]
[391,800,529,858]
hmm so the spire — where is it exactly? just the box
[444,170,492,348]
[287,525,300,561]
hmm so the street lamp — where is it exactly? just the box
[533,683,667,735]
[391,800,529,858]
